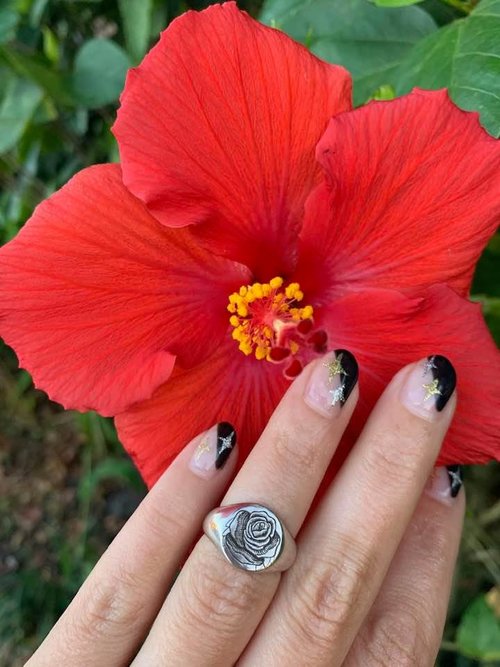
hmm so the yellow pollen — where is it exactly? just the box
[227,276,314,361]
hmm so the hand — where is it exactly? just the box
[26,351,464,666]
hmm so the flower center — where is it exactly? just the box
[227,276,328,378]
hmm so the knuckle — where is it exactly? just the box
[182,555,264,637]
[360,608,439,667]
[411,512,452,564]
[289,537,375,649]
[139,496,187,544]
[272,421,323,476]
[362,424,428,486]
[75,564,147,640]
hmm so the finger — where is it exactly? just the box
[133,350,359,667]
[344,466,465,666]
[26,423,238,667]
[240,355,457,666]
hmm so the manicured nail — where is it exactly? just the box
[400,355,456,421]
[447,465,464,498]
[425,465,463,504]
[189,422,237,479]
[304,349,358,418]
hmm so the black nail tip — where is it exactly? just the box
[428,355,456,412]
[447,465,463,498]
[215,422,237,470]
[334,349,359,406]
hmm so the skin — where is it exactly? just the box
[26,354,464,667]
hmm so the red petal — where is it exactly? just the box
[115,340,288,488]
[113,2,352,277]
[0,164,249,416]
[319,284,500,467]
[298,89,500,300]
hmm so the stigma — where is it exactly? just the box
[228,277,327,377]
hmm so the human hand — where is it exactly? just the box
[26,350,463,666]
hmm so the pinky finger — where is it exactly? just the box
[26,423,238,667]
[344,467,465,667]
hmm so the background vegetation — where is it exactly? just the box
[0,0,499,664]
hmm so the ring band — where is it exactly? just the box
[203,503,296,573]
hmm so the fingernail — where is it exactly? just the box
[447,465,464,498]
[400,355,456,421]
[188,422,237,479]
[304,349,358,418]
[425,465,463,504]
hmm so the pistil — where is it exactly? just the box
[227,277,327,378]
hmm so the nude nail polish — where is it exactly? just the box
[400,355,456,421]
[189,422,236,479]
[304,349,358,418]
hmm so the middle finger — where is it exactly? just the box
[133,349,359,666]
[240,355,457,666]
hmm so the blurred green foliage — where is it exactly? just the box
[0,0,499,665]
[260,0,438,105]
[457,594,500,661]
[261,0,500,135]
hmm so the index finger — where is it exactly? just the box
[26,424,238,667]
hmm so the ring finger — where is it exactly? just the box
[132,349,359,666]
[344,466,465,666]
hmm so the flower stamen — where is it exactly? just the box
[227,276,316,364]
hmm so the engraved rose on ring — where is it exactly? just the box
[222,508,282,570]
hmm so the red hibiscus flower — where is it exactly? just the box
[0,3,499,488]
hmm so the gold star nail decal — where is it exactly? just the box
[325,353,347,381]
[195,437,210,460]
[422,378,442,401]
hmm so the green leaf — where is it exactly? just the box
[372,0,423,6]
[31,95,58,123]
[366,83,397,100]
[395,0,500,137]
[41,26,60,65]
[421,0,463,24]
[29,0,51,28]
[0,7,19,44]
[259,0,437,105]
[456,595,500,661]
[72,38,131,108]
[0,45,75,106]
[394,21,460,90]
[118,0,153,63]
[0,76,43,154]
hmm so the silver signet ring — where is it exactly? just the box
[203,503,297,573]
